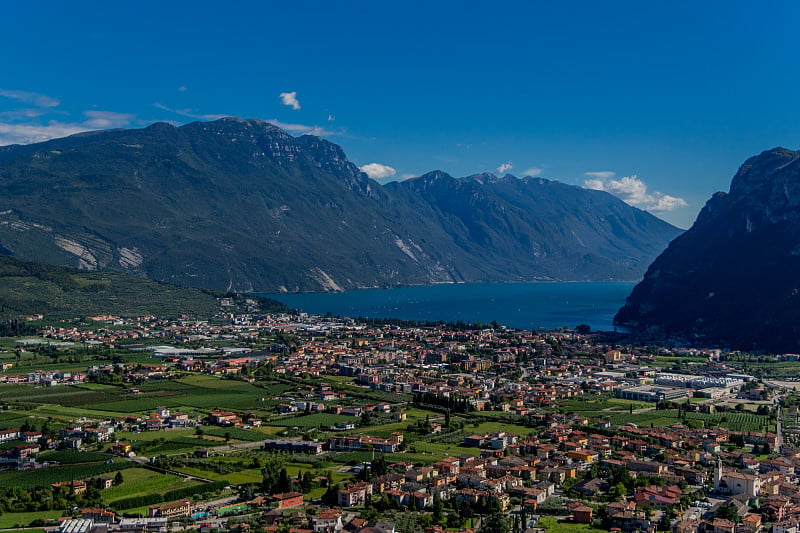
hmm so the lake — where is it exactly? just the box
[264,282,637,332]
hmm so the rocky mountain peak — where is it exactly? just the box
[615,146,800,351]
[464,172,497,184]
[729,147,800,198]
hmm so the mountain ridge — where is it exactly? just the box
[615,147,800,351]
[0,117,681,293]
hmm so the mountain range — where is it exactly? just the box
[616,147,800,352]
[0,118,681,293]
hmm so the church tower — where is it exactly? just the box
[714,455,723,491]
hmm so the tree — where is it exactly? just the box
[479,511,512,533]
[298,471,314,492]
[322,483,339,507]
[260,456,285,494]
[114,471,124,486]
[371,454,388,478]
[609,482,627,502]
[717,503,741,523]
[277,468,293,493]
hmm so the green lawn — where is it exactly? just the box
[409,440,480,458]
[171,464,262,485]
[559,397,650,413]
[538,516,607,533]
[0,510,62,528]
[102,467,199,502]
[468,421,535,436]
[264,413,358,428]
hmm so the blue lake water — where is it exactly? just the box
[264,282,637,332]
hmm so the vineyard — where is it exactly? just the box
[600,408,774,432]
[0,460,132,489]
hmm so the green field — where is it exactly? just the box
[0,511,61,529]
[173,464,263,485]
[730,361,800,378]
[102,467,200,501]
[201,426,267,442]
[597,408,774,432]
[559,396,651,413]
[264,413,359,428]
[88,375,281,414]
[538,516,607,533]
[0,375,286,421]
[0,460,131,489]
[38,450,112,464]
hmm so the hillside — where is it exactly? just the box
[0,255,220,318]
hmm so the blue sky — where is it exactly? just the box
[2,1,798,228]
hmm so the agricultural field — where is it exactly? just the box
[730,360,800,379]
[651,355,710,367]
[599,408,774,432]
[88,376,279,414]
[0,375,291,421]
[264,413,359,428]
[0,459,131,489]
[38,450,111,464]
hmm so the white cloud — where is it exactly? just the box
[265,119,334,136]
[0,89,60,108]
[651,194,689,212]
[0,106,139,146]
[0,121,87,146]
[177,86,188,92]
[583,174,688,212]
[152,105,337,137]
[0,108,51,120]
[153,103,227,121]
[280,91,301,110]
[83,110,135,129]
[523,167,543,176]
[360,163,397,180]
[399,173,419,180]
[584,171,616,179]
[497,162,513,174]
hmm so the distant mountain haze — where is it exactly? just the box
[0,118,680,293]
[616,148,800,352]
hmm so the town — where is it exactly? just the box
[0,301,797,533]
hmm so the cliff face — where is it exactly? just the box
[615,148,800,351]
[0,117,680,292]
